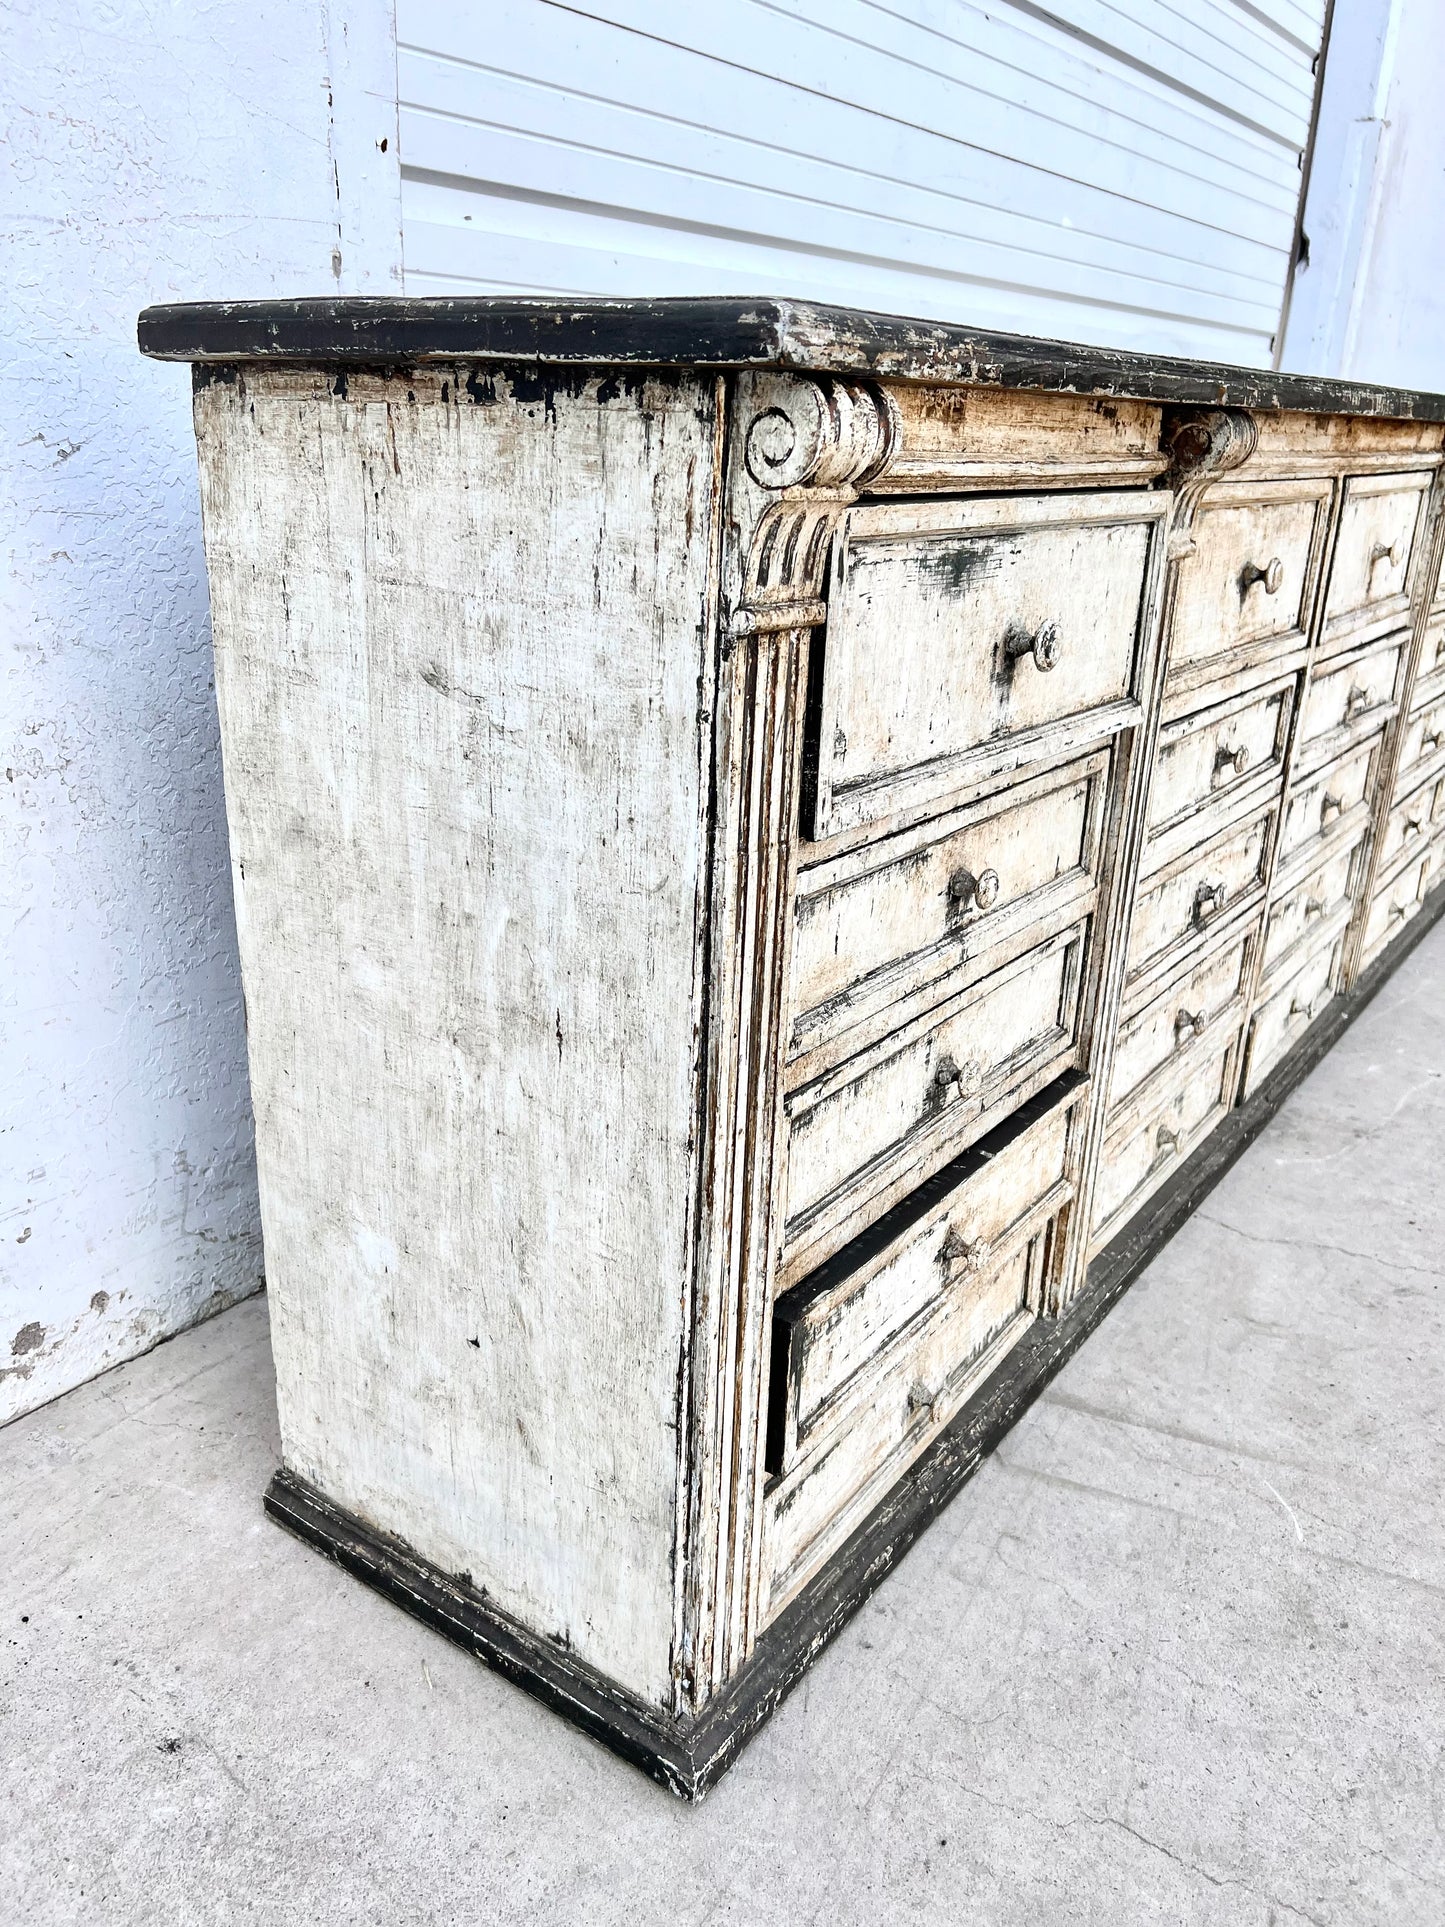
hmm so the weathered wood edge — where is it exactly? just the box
[263,1469,707,1799]
[260,874,1445,1804]
[137,296,1445,423]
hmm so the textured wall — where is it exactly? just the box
[1281,0,1445,387]
[1,1,401,1423]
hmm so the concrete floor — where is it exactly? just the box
[6,928,1445,1927]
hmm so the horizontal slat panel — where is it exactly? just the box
[405,3,1303,240]
[398,103,1283,331]
[397,0,1324,363]
[402,182,1277,363]
[397,27,1298,253]
[769,0,1304,206]
[787,0,1315,146]
[1039,0,1315,127]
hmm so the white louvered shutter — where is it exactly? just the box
[396,0,1327,366]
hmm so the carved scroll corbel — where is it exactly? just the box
[1162,407,1260,555]
[729,374,901,638]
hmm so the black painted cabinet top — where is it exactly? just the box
[138,295,1445,423]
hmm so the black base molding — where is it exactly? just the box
[265,884,1445,1800]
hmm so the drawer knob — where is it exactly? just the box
[1303,895,1324,920]
[1242,556,1284,595]
[907,1381,946,1426]
[1344,684,1374,720]
[948,865,1001,912]
[1214,741,1250,781]
[939,1226,992,1277]
[1174,1008,1203,1046]
[1289,992,1320,1022]
[1369,540,1401,577]
[1004,618,1061,673]
[1149,1124,1180,1174]
[1193,879,1227,926]
[926,1054,981,1109]
[1406,816,1424,838]
[1424,727,1443,751]
[1320,791,1345,822]
[1390,901,1409,922]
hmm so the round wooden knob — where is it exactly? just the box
[927,1055,981,1107]
[1005,619,1060,672]
[948,865,1001,912]
[1174,1008,1202,1045]
[1244,557,1283,594]
[1215,742,1249,779]
[1032,620,1061,671]
[907,1381,945,1425]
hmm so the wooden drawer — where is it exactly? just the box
[809,491,1164,837]
[766,1215,1053,1613]
[1377,772,1445,875]
[1166,477,1329,687]
[782,925,1086,1277]
[789,752,1106,1067]
[1107,928,1252,1113]
[769,1079,1081,1474]
[1412,617,1445,704]
[1297,634,1404,759]
[1125,805,1272,987]
[1279,736,1380,867]
[1243,932,1343,1094]
[1322,470,1432,652]
[1144,681,1291,864]
[1093,1028,1241,1241]
[1263,837,1362,980]
[1361,850,1437,966]
[1395,692,1445,793]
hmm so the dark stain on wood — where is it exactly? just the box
[144,298,1445,423]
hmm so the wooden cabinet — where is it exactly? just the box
[140,296,1445,1799]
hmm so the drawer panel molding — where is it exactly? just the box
[782,925,1087,1278]
[809,490,1167,838]
[789,752,1107,1069]
[769,1078,1084,1476]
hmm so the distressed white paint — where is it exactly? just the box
[396,0,1326,364]
[194,366,719,1704]
[1,2,401,1423]
[174,338,1445,1719]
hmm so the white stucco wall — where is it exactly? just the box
[2,1,401,1423]
[1281,0,1445,387]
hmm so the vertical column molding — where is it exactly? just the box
[679,373,897,1702]
[1071,407,1261,1283]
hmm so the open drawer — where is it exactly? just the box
[764,1086,1080,1615]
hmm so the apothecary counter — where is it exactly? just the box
[139,297,1445,1797]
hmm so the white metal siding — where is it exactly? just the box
[397,0,1327,364]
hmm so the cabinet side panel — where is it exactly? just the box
[193,366,717,1705]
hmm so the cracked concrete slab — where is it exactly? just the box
[4,922,1445,1925]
